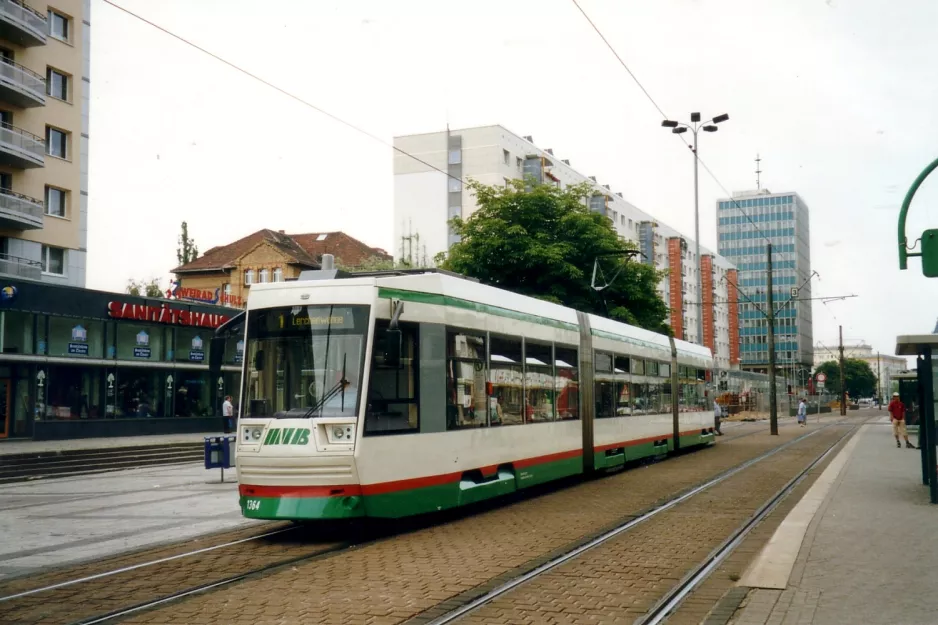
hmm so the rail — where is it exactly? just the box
[0,122,43,159]
[0,56,44,95]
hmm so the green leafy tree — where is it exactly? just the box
[441,179,669,333]
[814,358,877,398]
[177,221,198,266]
[126,278,163,298]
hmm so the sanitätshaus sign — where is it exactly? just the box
[107,301,231,329]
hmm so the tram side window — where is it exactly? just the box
[631,358,648,415]
[646,361,662,413]
[525,341,555,422]
[555,345,579,420]
[658,362,672,413]
[614,355,631,417]
[489,335,523,426]
[446,330,487,430]
[594,351,615,419]
[365,321,419,435]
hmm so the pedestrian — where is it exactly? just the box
[797,398,807,427]
[223,395,234,432]
[887,392,915,449]
[713,398,723,436]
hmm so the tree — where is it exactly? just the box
[814,358,877,399]
[126,278,163,298]
[441,179,669,333]
[177,221,198,266]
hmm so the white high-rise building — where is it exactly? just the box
[393,124,740,370]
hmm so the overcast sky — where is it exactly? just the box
[87,0,938,362]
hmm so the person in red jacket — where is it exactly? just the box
[888,392,915,449]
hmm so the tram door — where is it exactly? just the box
[0,378,10,439]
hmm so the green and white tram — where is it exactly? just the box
[212,264,715,520]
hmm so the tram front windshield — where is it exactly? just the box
[242,305,369,419]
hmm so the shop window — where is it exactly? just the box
[174,371,211,417]
[47,316,103,358]
[365,321,419,434]
[446,330,487,430]
[44,365,104,419]
[488,335,523,425]
[525,341,555,422]
[1,311,33,354]
[176,326,208,363]
[555,345,579,420]
[594,351,615,419]
[115,323,164,362]
[114,369,167,418]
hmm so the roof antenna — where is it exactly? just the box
[755,153,762,190]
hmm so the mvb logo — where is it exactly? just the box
[263,428,310,445]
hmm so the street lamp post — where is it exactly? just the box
[661,113,729,346]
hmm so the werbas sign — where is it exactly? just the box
[107,301,231,329]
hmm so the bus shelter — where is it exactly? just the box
[895,336,938,504]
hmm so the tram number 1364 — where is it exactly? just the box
[245,499,261,511]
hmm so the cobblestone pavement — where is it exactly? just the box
[0,522,345,625]
[726,421,938,625]
[116,418,847,625]
[448,423,858,625]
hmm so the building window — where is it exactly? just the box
[45,186,65,217]
[448,149,461,165]
[46,126,67,159]
[224,283,232,296]
[41,245,65,275]
[244,269,254,285]
[502,149,509,165]
[259,268,269,283]
[48,10,69,41]
[273,267,283,282]
[516,156,522,169]
[448,178,461,193]
[46,68,68,101]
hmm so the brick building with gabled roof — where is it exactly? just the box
[170,229,390,308]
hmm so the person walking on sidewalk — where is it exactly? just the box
[797,398,807,427]
[888,392,915,449]
[713,399,723,436]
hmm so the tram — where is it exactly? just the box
[209,263,716,520]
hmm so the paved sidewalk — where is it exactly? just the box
[729,421,938,625]
[0,462,257,579]
[0,432,224,456]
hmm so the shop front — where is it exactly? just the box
[0,280,243,441]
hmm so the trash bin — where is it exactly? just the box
[204,435,237,481]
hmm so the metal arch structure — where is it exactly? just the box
[898,155,938,274]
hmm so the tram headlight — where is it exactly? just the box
[325,424,355,443]
[243,426,263,442]
[251,428,263,441]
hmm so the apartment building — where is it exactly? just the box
[0,0,89,286]
[393,125,739,370]
[716,189,813,375]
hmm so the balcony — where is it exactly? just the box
[0,253,40,279]
[0,123,43,168]
[0,0,46,47]
[0,187,42,229]
[0,58,44,107]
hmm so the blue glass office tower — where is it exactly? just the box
[716,190,813,377]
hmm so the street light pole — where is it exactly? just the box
[661,112,729,346]
[692,129,702,346]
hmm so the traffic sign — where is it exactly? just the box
[817,373,827,383]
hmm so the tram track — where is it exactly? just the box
[417,416,866,625]
[0,417,815,625]
[415,417,860,625]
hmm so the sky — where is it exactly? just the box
[87,0,938,362]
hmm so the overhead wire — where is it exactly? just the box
[569,0,771,245]
[99,0,470,187]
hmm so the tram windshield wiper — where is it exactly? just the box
[303,354,349,419]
